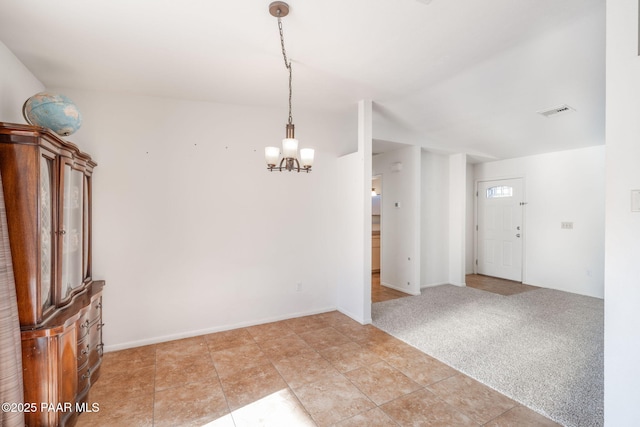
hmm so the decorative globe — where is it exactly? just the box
[22,92,82,136]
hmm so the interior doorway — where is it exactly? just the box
[476,178,524,282]
[371,176,381,275]
[371,175,406,303]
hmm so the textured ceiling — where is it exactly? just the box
[0,0,605,160]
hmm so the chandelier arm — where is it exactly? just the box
[277,17,293,125]
[288,62,293,125]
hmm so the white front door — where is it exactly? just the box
[477,178,524,282]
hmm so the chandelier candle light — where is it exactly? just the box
[265,1,314,173]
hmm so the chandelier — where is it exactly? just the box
[265,1,314,173]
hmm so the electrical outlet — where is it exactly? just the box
[561,222,573,229]
[296,282,302,292]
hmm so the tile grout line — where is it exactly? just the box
[249,323,319,426]
[203,338,236,427]
[273,327,320,426]
[151,344,158,426]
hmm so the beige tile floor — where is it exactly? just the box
[77,311,560,426]
[465,274,540,296]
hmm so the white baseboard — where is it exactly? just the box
[420,281,450,290]
[381,282,420,296]
[336,307,372,325]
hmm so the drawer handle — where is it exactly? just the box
[77,344,90,361]
[97,322,105,330]
[81,368,91,380]
[81,320,90,329]
[95,302,102,309]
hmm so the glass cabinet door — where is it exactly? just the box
[83,175,90,280]
[40,154,54,311]
[60,164,84,299]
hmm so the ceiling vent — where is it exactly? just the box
[537,104,575,118]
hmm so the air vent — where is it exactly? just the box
[537,104,575,118]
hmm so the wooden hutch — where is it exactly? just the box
[0,122,104,426]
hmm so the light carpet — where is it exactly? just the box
[372,284,603,427]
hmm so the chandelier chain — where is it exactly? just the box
[277,17,293,125]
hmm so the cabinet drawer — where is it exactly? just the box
[77,366,91,396]
[88,319,104,369]
[77,336,90,369]
[88,296,102,323]
[76,308,90,340]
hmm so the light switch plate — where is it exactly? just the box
[632,190,640,212]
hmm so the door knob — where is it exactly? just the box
[516,233,521,238]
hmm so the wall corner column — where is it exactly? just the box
[359,100,373,322]
[448,153,467,286]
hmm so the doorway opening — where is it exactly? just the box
[371,175,406,302]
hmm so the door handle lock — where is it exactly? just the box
[516,233,521,238]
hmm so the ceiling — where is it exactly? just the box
[0,0,605,161]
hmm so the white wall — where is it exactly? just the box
[448,154,467,286]
[604,1,640,424]
[420,150,449,287]
[372,145,421,295]
[0,41,44,123]
[465,163,475,274]
[335,100,372,324]
[48,88,356,350]
[335,152,367,322]
[474,145,605,298]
